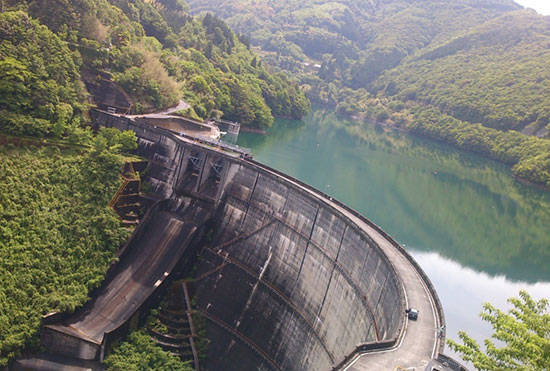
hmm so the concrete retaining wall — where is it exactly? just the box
[40,327,100,361]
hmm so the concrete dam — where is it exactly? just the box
[18,111,448,371]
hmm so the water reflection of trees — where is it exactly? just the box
[247,108,550,283]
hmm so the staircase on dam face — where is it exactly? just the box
[147,282,203,369]
[109,161,151,226]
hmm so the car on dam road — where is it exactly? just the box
[406,308,419,321]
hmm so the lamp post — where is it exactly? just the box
[324,184,333,201]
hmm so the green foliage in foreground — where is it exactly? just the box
[0,143,133,366]
[448,291,550,370]
[104,329,192,371]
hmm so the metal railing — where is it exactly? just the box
[194,133,251,157]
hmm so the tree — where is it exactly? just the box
[93,127,138,154]
[448,291,550,370]
[0,57,31,112]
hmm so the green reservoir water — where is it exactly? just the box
[237,107,550,358]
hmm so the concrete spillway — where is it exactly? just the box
[36,198,212,364]
[21,111,446,370]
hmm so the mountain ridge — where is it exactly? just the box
[186,0,550,186]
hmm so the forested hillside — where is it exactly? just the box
[0,0,309,366]
[375,11,550,133]
[186,0,550,186]
[0,11,87,138]
[0,137,133,366]
[1,0,309,129]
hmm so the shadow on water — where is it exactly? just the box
[239,107,550,283]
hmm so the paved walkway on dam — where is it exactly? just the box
[250,162,442,371]
[124,99,190,119]
[345,221,440,370]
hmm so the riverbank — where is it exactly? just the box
[307,101,550,191]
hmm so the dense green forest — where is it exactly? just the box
[0,138,133,366]
[0,11,87,138]
[186,0,550,186]
[1,0,309,129]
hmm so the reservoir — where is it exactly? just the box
[238,107,550,362]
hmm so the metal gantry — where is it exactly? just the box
[211,159,224,177]
[189,152,203,170]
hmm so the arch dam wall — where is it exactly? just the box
[91,111,440,371]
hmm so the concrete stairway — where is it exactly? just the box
[148,284,198,365]
[110,161,151,226]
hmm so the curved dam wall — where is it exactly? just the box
[191,164,404,370]
[92,111,406,370]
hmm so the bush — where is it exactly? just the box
[0,111,50,137]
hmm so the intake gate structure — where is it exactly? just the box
[17,110,447,371]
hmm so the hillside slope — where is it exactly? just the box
[375,10,550,134]
[186,0,550,186]
[2,0,309,130]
